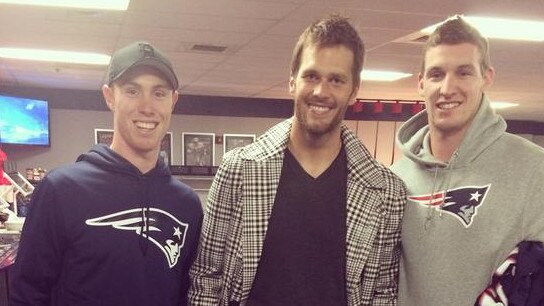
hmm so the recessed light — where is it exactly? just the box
[0,0,130,11]
[361,70,412,81]
[0,48,110,65]
[422,16,544,42]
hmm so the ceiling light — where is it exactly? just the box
[361,70,412,81]
[490,101,519,109]
[0,0,130,11]
[422,16,544,42]
[0,48,110,65]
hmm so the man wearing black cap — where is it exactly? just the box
[9,41,203,306]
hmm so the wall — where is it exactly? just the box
[3,108,283,172]
[2,85,543,172]
[4,107,544,173]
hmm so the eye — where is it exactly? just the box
[302,73,319,82]
[458,68,474,77]
[124,87,139,96]
[427,70,443,80]
[330,76,346,85]
[154,90,168,99]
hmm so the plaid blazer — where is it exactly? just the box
[189,118,406,306]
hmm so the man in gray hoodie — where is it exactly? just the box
[391,15,544,305]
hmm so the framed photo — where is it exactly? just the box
[223,134,255,154]
[159,132,173,166]
[94,128,114,146]
[94,129,173,166]
[182,132,215,166]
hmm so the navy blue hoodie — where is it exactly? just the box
[9,145,203,306]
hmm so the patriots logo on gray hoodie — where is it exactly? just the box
[408,185,491,227]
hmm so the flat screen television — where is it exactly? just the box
[0,94,50,146]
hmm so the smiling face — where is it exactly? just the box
[103,66,178,162]
[289,44,358,138]
[419,42,494,138]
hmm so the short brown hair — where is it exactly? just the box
[422,15,491,75]
[290,15,365,88]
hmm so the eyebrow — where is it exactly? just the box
[457,64,477,71]
[301,69,349,80]
[121,81,171,91]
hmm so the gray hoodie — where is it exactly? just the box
[391,96,544,306]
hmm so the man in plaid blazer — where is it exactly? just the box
[189,15,406,306]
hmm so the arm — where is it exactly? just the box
[371,176,406,306]
[9,177,67,306]
[180,199,204,306]
[188,150,243,305]
[523,165,544,243]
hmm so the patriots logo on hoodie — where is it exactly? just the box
[408,185,491,227]
[86,208,188,268]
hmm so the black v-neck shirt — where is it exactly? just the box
[247,148,348,306]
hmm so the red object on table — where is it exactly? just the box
[0,148,10,186]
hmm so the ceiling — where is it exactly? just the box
[0,0,543,121]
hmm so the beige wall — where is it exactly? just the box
[4,108,543,173]
[3,108,283,172]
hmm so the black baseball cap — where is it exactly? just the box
[105,41,179,89]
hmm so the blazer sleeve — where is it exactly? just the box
[188,149,243,305]
[372,174,406,306]
[9,177,68,306]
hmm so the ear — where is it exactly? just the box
[102,84,115,112]
[288,76,296,94]
[482,67,495,89]
[417,72,424,96]
[171,90,179,112]
[348,84,360,106]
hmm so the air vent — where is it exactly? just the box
[190,44,228,53]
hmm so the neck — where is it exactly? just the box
[110,143,158,174]
[288,123,342,178]
[429,128,466,163]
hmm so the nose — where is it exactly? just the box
[312,80,331,99]
[137,94,155,115]
[440,74,457,98]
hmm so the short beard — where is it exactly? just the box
[295,100,348,136]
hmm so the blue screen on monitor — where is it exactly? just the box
[0,95,50,146]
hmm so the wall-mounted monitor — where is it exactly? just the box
[0,94,50,146]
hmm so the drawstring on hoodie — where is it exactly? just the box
[139,176,150,256]
[425,166,440,230]
[425,150,458,230]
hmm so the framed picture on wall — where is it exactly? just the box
[159,132,173,166]
[94,128,114,146]
[94,129,173,166]
[182,132,215,166]
[223,134,256,154]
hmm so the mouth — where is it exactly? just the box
[308,103,333,115]
[134,121,158,131]
[436,101,461,110]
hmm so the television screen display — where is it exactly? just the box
[0,94,50,146]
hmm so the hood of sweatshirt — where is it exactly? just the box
[76,144,171,177]
[396,95,506,169]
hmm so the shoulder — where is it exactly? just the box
[41,162,92,186]
[494,134,544,171]
[234,119,291,161]
[343,126,406,195]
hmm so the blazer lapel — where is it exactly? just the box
[345,176,384,288]
[239,119,291,300]
[342,126,387,290]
